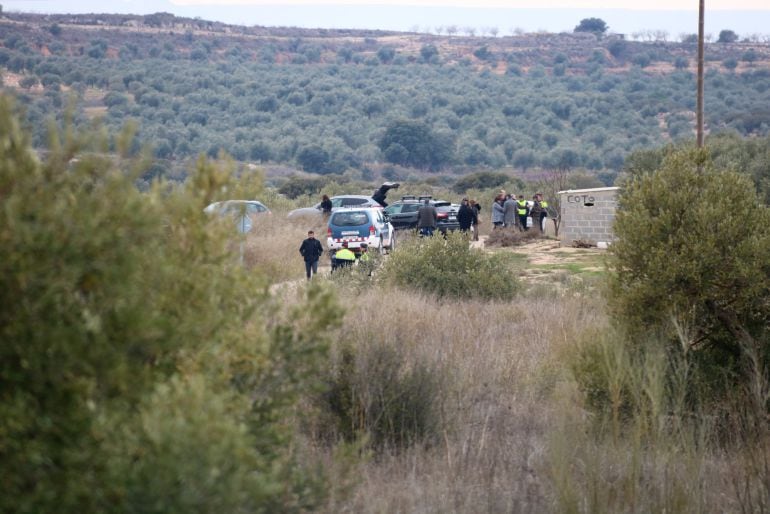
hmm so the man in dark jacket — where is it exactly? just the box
[299,230,324,280]
[416,198,438,237]
[372,181,400,207]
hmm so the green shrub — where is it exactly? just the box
[0,95,343,513]
[318,341,443,450]
[453,170,523,194]
[278,174,326,199]
[608,148,770,395]
[381,231,520,300]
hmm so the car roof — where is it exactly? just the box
[331,206,382,212]
[390,198,450,206]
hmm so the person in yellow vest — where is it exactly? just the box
[333,241,356,271]
[537,193,549,233]
[358,243,374,276]
[516,196,529,231]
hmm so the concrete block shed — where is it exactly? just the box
[558,187,620,247]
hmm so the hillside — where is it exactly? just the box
[1,11,770,183]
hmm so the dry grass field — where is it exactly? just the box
[240,205,769,513]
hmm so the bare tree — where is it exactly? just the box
[446,25,458,37]
[537,168,572,237]
[464,27,476,37]
[489,26,499,38]
[434,26,444,36]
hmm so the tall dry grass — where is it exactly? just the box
[252,218,770,513]
[298,284,770,513]
[313,288,605,513]
[241,209,330,283]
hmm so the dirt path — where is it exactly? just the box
[475,235,607,287]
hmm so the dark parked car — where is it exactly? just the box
[384,196,460,233]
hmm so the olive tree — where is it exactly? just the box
[608,149,770,382]
[0,96,342,513]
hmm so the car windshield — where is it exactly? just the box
[331,211,370,226]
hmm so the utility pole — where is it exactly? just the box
[696,0,705,148]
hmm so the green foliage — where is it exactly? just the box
[741,48,759,64]
[317,340,443,450]
[718,29,739,43]
[674,56,689,70]
[568,329,637,422]
[608,149,770,386]
[381,232,520,300]
[722,57,738,71]
[376,46,395,63]
[574,17,608,35]
[278,174,326,198]
[0,95,342,513]
[2,17,770,178]
[379,119,453,171]
[624,134,770,204]
[473,45,493,61]
[419,44,439,63]
[452,170,520,193]
[297,144,331,173]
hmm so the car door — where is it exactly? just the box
[375,210,390,242]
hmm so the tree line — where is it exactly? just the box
[1,14,769,183]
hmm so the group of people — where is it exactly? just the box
[302,191,550,279]
[491,192,549,232]
[416,197,483,240]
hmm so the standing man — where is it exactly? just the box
[529,194,543,233]
[416,198,438,237]
[299,230,324,280]
[503,194,518,228]
[516,196,529,231]
[470,199,481,241]
[537,193,549,233]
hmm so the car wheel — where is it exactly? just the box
[387,231,396,253]
[377,237,385,255]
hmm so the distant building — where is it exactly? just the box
[558,186,619,247]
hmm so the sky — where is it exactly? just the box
[4,0,770,37]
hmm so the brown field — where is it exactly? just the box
[248,211,768,513]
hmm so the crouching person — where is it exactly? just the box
[359,243,374,276]
[333,241,356,272]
